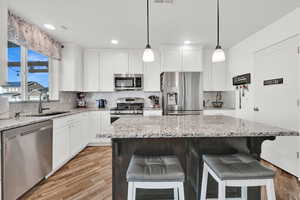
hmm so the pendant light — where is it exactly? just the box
[212,0,226,63]
[143,0,155,62]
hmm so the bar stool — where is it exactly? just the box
[200,153,276,200]
[126,155,185,200]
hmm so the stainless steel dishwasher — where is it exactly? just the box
[2,120,53,200]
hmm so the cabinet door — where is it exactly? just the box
[100,51,128,91]
[143,50,161,91]
[113,51,129,74]
[80,113,89,146]
[89,111,101,143]
[182,48,203,72]
[53,125,69,170]
[100,111,111,132]
[211,62,227,91]
[161,48,182,72]
[60,43,83,91]
[69,121,82,156]
[143,110,162,116]
[83,50,100,91]
[129,50,144,74]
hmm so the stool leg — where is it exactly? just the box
[241,186,248,200]
[200,164,209,200]
[218,181,226,200]
[266,179,276,200]
[174,187,179,200]
[127,182,136,200]
[178,182,185,200]
[127,182,133,200]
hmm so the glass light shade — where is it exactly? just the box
[212,47,226,63]
[143,46,155,62]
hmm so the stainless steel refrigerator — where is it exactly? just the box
[161,72,203,115]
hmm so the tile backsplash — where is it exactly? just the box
[84,91,161,108]
[203,91,236,109]
[9,92,77,117]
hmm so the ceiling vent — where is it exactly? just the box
[154,0,174,4]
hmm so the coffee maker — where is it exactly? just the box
[76,93,87,108]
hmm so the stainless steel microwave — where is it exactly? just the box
[114,74,143,91]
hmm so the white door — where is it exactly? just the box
[161,47,182,72]
[52,125,69,170]
[182,48,203,72]
[83,50,100,91]
[254,36,299,177]
[144,50,161,92]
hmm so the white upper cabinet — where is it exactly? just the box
[211,62,227,91]
[182,48,203,71]
[161,47,182,71]
[129,50,144,74]
[83,50,100,92]
[143,50,161,91]
[161,45,203,72]
[113,51,129,74]
[100,51,116,92]
[203,49,228,91]
[60,43,83,91]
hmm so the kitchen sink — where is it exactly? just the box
[25,111,70,117]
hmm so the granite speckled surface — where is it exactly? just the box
[110,115,298,139]
[0,108,108,132]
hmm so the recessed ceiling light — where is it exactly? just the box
[184,40,191,45]
[111,40,119,45]
[43,24,56,30]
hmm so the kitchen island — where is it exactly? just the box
[111,115,298,200]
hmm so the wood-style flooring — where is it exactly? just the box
[20,147,300,200]
[21,147,112,200]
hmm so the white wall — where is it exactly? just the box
[228,7,300,121]
[0,0,8,85]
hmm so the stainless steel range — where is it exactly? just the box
[110,97,144,123]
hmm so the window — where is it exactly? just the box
[0,41,58,101]
[27,50,49,100]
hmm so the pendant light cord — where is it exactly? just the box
[147,0,150,46]
[217,0,220,47]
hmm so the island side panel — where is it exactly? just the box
[112,137,274,200]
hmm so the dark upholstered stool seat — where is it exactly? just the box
[126,155,185,182]
[203,153,275,180]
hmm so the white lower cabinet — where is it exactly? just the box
[143,109,163,116]
[203,109,236,117]
[69,117,83,157]
[52,123,70,171]
[89,111,101,143]
[52,111,111,173]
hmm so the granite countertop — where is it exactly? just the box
[0,108,109,132]
[110,115,298,139]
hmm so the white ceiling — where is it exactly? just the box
[8,0,300,49]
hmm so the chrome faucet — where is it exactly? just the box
[38,90,50,114]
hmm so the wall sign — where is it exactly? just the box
[233,73,251,86]
[263,78,283,86]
